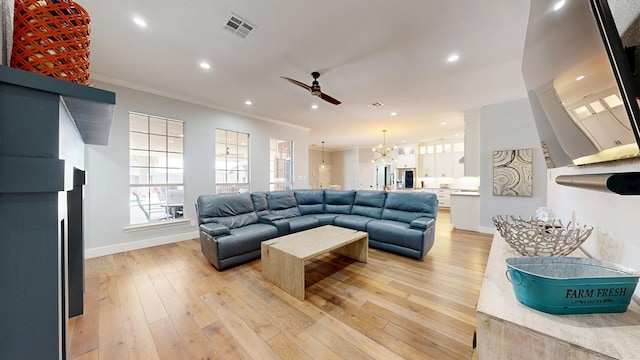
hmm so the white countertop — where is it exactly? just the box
[450,191,480,196]
[477,233,640,359]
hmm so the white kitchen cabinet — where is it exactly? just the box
[418,142,464,178]
[421,150,435,178]
[396,144,416,168]
[436,188,451,208]
[452,142,465,178]
[424,188,450,208]
[434,151,453,178]
[450,192,479,231]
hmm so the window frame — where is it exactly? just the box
[215,128,250,194]
[269,138,294,191]
[129,112,184,225]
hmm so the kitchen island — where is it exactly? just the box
[450,191,480,231]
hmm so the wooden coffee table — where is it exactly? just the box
[261,225,368,300]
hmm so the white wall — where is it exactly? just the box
[464,108,481,177]
[479,98,547,232]
[331,148,360,190]
[308,148,331,188]
[84,81,310,257]
[547,161,640,298]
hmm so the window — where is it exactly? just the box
[215,129,249,194]
[129,113,184,224]
[269,138,293,191]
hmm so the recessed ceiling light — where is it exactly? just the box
[199,62,211,69]
[576,75,585,81]
[133,17,147,27]
[553,0,565,11]
[454,133,460,137]
[447,54,460,62]
[245,100,252,106]
[311,104,318,110]
[441,121,447,126]
[390,111,397,116]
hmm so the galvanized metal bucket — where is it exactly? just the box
[506,257,639,315]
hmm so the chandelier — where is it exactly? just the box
[371,130,398,164]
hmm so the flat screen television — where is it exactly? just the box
[522,0,640,167]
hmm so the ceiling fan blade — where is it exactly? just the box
[281,76,311,91]
[319,92,342,105]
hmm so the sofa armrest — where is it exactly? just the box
[259,215,290,236]
[259,214,284,222]
[200,223,230,237]
[410,217,435,231]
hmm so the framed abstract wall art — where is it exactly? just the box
[493,148,533,197]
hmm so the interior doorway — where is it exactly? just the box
[358,164,375,190]
[376,165,392,190]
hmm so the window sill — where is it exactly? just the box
[124,218,192,232]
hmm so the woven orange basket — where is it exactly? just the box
[10,0,91,85]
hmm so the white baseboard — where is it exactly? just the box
[478,226,495,234]
[85,231,199,259]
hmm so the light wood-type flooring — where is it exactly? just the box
[68,210,493,360]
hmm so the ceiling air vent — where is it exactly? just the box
[367,102,384,109]
[224,14,254,39]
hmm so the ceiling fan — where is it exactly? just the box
[281,71,342,105]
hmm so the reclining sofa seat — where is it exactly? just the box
[196,193,278,270]
[294,189,356,226]
[334,190,387,231]
[367,191,438,259]
[266,190,319,233]
[195,189,438,271]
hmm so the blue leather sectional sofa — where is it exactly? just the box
[195,189,438,271]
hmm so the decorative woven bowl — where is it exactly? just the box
[492,215,593,257]
[11,0,91,85]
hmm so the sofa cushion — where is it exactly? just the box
[216,223,279,259]
[381,191,438,223]
[251,191,270,217]
[294,189,325,215]
[334,214,374,231]
[366,219,425,252]
[287,215,321,233]
[267,190,302,218]
[350,190,387,219]
[309,213,339,226]
[324,190,356,214]
[196,193,258,228]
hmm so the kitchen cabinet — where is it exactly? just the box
[452,143,465,178]
[434,150,453,178]
[450,192,479,231]
[423,188,451,208]
[396,144,416,168]
[418,142,464,178]
[421,152,435,178]
[567,88,636,151]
